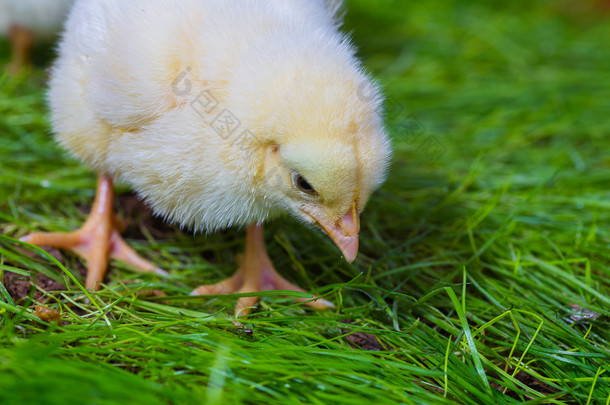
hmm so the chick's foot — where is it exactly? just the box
[21,174,166,290]
[191,224,333,317]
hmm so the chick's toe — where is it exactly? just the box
[191,224,334,317]
[21,175,165,289]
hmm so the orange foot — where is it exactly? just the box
[7,24,34,74]
[191,224,333,317]
[21,174,166,290]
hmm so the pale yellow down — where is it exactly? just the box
[49,0,391,234]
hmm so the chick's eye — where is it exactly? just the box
[293,174,316,195]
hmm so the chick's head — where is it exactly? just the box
[244,70,391,262]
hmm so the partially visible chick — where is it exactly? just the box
[0,0,74,72]
[22,0,391,316]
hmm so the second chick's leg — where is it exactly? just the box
[191,224,334,317]
[21,174,166,290]
[8,24,34,73]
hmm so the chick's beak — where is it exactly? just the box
[306,203,360,263]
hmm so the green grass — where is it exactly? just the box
[1,0,609,403]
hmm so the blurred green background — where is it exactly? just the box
[1,0,609,404]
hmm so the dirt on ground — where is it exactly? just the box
[116,193,176,240]
[340,321,387,351]
[489,368,558,399]
[4,260,66,303]
[4,193,171,302]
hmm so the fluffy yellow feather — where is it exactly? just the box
[25,0,391,316]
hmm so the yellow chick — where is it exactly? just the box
[0,0,74,72]
[22,0,391,316]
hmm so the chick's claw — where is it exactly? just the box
[191,224,334,317]
[21,175,165,290]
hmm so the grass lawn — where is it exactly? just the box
[1,0,609,403]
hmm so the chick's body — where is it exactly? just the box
[52,0,388,230]
[34,0,391,314]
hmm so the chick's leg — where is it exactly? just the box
[8,24,34,73]
[191,224,333,317]
[21,175,165,290]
